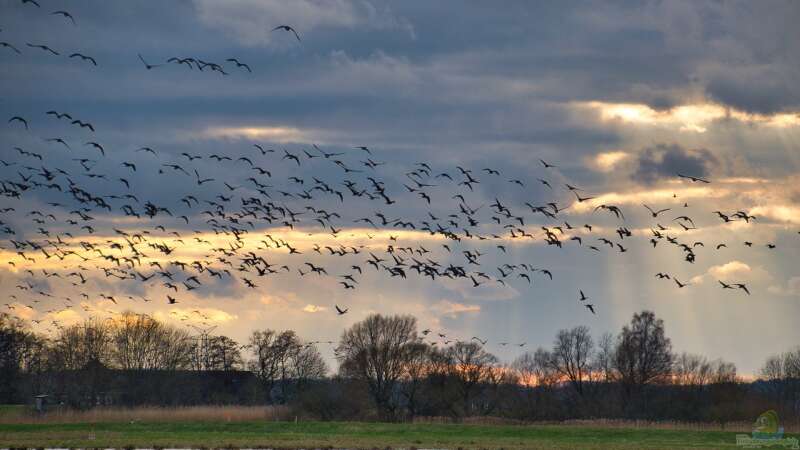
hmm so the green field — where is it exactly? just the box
[0,420,785,449]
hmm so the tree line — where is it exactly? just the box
[1,310,798,423]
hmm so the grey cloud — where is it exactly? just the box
[632,144,718,185]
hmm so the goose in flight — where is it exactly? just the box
[69,53,97,66]
[26,43,59,55]
[272,25,301,42]
[226,58,252,72]
[138,53,162,70]
[8,116,28,129]
[643,204,670,218]
[51,10,76,25]
[1,42,22,54]
[677,173,710,183]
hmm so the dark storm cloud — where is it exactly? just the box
[632,144,718,185]
[704,67,800,115]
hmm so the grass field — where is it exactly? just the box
[1,419,791,449]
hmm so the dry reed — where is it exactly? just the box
[1,405,290,424]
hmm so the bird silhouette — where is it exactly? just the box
[643,204,670,218]
[272,25,301,42]
[8,116,28,129]
[69,53,97,66]
[51,10,76,25]
[138,53,162,70]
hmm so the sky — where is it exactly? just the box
[1,0,799,376]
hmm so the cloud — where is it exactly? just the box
[7,303,36,321]
[749,205,800,225]
[708,261,753,281]
[431,300,480,318]
[46,309,84,327]
[590,150,629,172]
[581,101,800,133]
[691,261,771,285]
[703,64,800,116]
[768,277,800,297]
[193,0,412,47]
[201,125,310,142]
[632,144,718,185]
[302,304,327,313]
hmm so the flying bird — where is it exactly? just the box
[272,25,301,42]
[138,53,162,70]
[677,173,710,184]
[643,204,671,218]
[8,116,28,129]
[69,53,97,66]
[226,58,252,72]
[51,10,76,25]
[0,42,22,54]
[26,43,59,55]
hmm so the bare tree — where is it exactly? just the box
[673,352,712,386]
[593,331,617,382]
[207,335,244,371]
[511,348,561,418]
[761,347,800,380]
[550,326,594,396]
[513,347,560,389]
[399,341,432,418]
[111,312,193,370]
[445,341,498,416]
[49,319,113,370]
[288,341,327,386]
[337,314,418,419]
[249,329,295,399]
[512,351,538,387]
[249,329,325,402]
[614,310,673,396]
[0,313,35,402]
[759,347,800,417]
[708,359,737,384]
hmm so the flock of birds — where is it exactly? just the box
[0,1,792,352]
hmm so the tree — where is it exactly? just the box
[759,347,800,418]
[761,347,800,380]
[593,332,617,382]
[673,352,712,386]
[614,310,673,396]
[50,319,113,370]
[550,326,594,396]
[249,329,293,397]
[111,312,192,370]
[0,313,34,402]
[337,314,418,419]
[512,348,562,419]
[445,341,498,416]
[249,329,325,402]
[288,341,327,387]
[207,336,244,371]
[398,341,431,418]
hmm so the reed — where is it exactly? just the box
[0,405,290,424]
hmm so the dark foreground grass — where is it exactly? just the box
[1,420,786,449]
